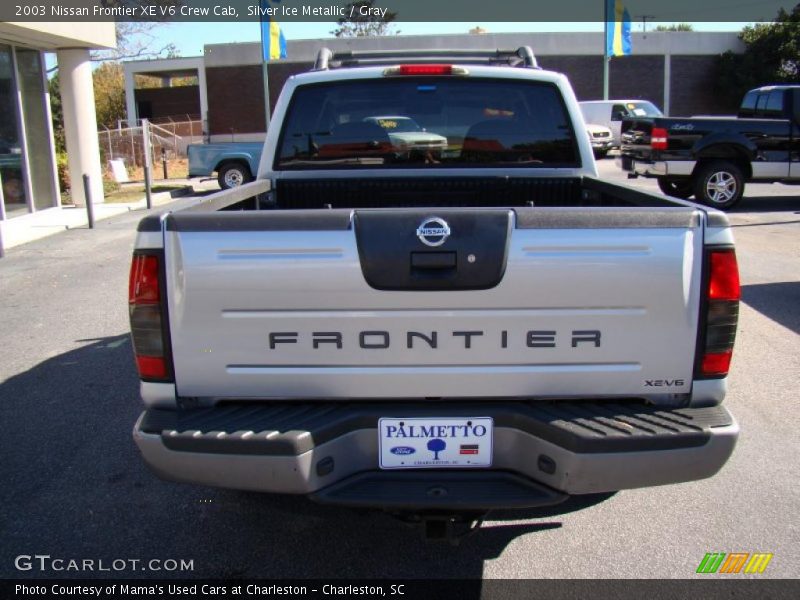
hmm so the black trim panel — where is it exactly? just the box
[583,177,676,208]
[274,177,584,209]
[515,206,700,229]
[137,215,163,232]
[354,209,512,291]
[166,204,701,232]
[165,209,353,232]
[140,401,733,456]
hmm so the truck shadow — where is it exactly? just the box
[741,282,800,336]
[733,194,800,213]
[0,334,614,580]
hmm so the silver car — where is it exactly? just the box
[363,116,448,154]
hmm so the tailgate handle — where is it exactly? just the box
[411,251,457,270]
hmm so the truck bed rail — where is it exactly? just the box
[182,179,270,212]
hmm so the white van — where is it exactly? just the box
[579,100,663,148]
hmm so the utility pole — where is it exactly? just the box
[262,61,271,133]
[638,15,656,36]
[603,0,610,100]
[142,119,153,209]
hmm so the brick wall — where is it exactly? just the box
[538,56,604,101]
[539,55,664,107]
[669,56,727,116]
[133,85,200,121]
[610,56,665,105]
[205,63,314,135]
[206,65,266,135]
[266,61,313,115]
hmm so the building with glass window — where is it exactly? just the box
[0,22,115,220]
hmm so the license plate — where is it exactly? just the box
[378,417,493,469]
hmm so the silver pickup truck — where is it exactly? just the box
[130,48,740,538]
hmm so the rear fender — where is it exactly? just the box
[692,137,755,178]
[215,154,256,174]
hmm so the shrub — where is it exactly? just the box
[103,178,121,195]
[55,151,70,193]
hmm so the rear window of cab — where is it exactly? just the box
[275,78,580,170]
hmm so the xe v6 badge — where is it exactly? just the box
[417,217,451,247]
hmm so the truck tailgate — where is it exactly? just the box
[163,207,704,400]
[620,117,655,161]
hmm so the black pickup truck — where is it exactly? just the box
[620,85,800,209]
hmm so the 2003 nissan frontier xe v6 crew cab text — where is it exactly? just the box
[129,47,740,540]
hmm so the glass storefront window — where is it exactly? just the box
[16,48,56,211]
[0,44,28,218]
[0,44,57,219]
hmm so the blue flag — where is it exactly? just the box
[606,0,632,57]
[260,0,287,61]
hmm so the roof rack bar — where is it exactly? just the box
[312,46,539,70]
[516,46,538,69]
[314,47,333,71]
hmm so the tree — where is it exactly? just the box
[48,74,65,154]
[92,23,177,62]
[716,3,800,110]
[654,23,694,31]
[50,62,128,144]
[93,62,127,129]
[91,1,181,61]
[331,1,399,37]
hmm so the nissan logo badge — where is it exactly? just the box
[416,217,451,247]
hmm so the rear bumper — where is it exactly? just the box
[133,401,738,508]
[617,157,696,177]
[590,139,614,151]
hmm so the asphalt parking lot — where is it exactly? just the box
[0,163,798,581]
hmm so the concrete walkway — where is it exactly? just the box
[0,184,199,253]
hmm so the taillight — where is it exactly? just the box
[383,64,469,76]
[708,250,740,301]
[651,127,668,151]
[399,64,452,75]
[698,248,740,378]
[129,253,171,381]
[136,355,167,379]
[129,254,159,304]
[701,352,733,377]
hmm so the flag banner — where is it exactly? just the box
[606,0,632,57]
[260,1,287,61]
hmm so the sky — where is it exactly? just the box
[149,21,749,58]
